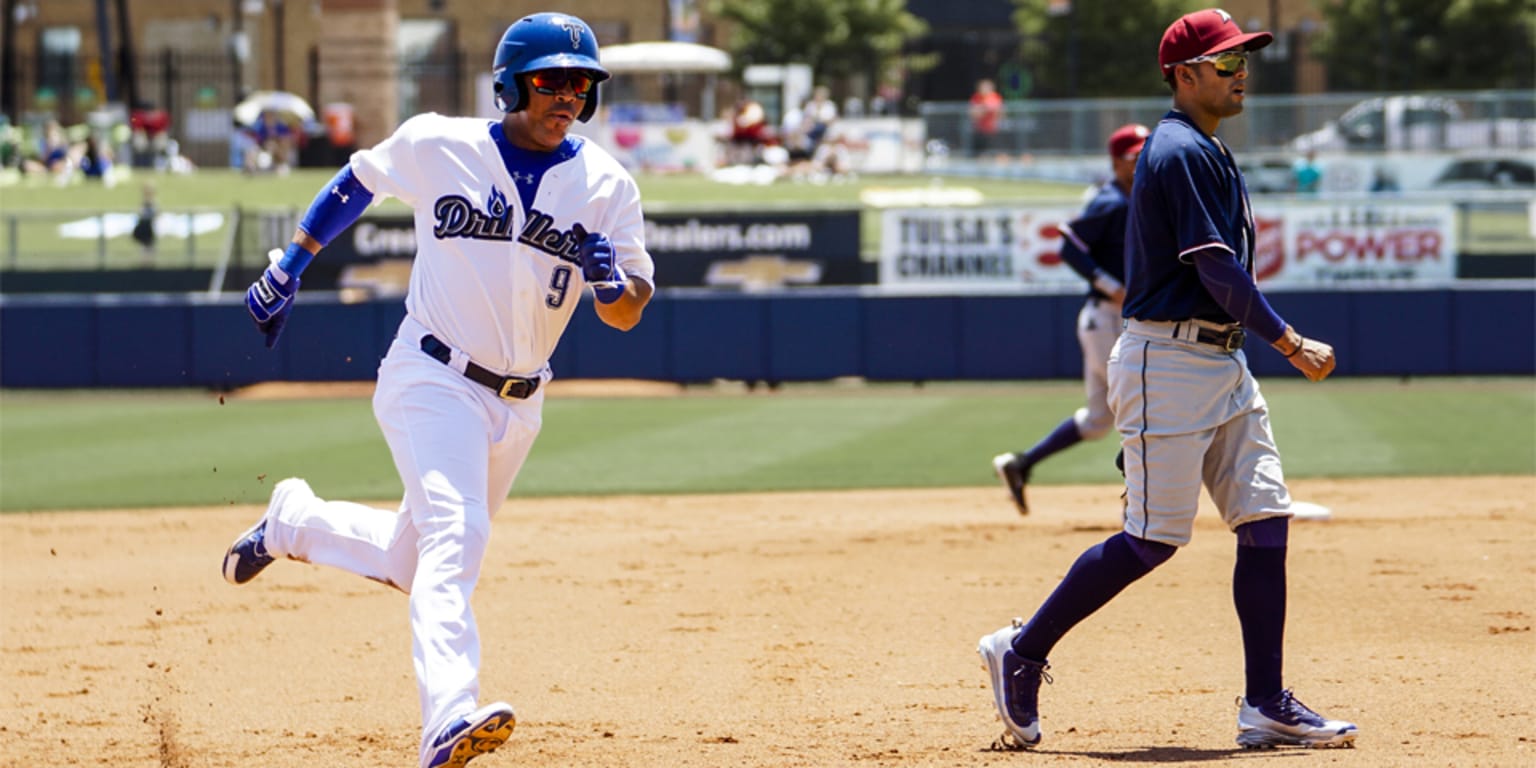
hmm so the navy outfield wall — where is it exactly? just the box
[1,286,1531,389]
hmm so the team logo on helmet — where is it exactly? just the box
[558,17,582,49]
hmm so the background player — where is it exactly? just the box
[220,13,655,768]
[992,123,1148,515]
[978,8,1357,752]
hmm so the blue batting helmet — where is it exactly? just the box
[493,13,610,122]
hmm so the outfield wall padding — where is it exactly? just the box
[1,287,1528,388]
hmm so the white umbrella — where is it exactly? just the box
[234,91,316,127]
[599,42,732,74]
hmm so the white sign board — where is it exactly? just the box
[878,206,1081,292]
[1255,202,1458,287]
[879,201,1459,292]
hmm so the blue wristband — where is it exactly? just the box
[275,241,314,278]
[298,165,374,247]
[594,284,625,304]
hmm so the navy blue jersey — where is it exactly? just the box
[1057,181,1130,300]
[1122,110,1256,322]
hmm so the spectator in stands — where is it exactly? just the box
[801,86,838,156]
[969,78,1004,157]
[246,109,297,174]
[40,121,73,181]
[130,102,173,170]
[1292,150,1321,194]
[78,134,113,183]
[133,183,158,264]
[727,97,769,165]
[0,115,20,174]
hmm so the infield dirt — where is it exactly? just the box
[2,476,1532,767]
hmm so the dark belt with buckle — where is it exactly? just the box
[420,334,540,400]
[1184,323,1247,353]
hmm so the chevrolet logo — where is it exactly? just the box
[705,255,822,291]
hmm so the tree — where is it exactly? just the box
[1311,0,1535,91]
[1009,0,1202,98]
[710,0,929,82]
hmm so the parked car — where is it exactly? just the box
[1291,96,1536,153]
[1239,157,1296,194]
[1432,157,1535,189]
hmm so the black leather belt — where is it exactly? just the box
[420,334,540,400]
[1180,322,1247,353]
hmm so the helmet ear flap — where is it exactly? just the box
[577,88,599,122]
[493,74,529,114]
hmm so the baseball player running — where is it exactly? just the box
[220,13,655,768]
[978,9,1357,752]
[992,123,1148,515]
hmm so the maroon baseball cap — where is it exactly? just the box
[1108,123,1149,158]
[1159,9,1273,74]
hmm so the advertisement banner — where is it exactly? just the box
[878,206,1082,292]
[1258,202,1458,287]
[646,210,862,288]
[323,211,862,290]
[879,202,1459,292]
[323,216,418,263]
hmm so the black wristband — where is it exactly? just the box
[1282,340,1303,358]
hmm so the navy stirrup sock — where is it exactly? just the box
[1013,532,1174,661]
[1234,518,1289,703]
[1024,418,1083,465]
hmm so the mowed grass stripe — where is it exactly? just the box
[1,379,1531,512]
[0,393,394,510]
[1266,382,1536,478]
[524,395,955,495]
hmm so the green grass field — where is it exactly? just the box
[1,377,1531,512]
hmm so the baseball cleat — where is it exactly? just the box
[977,618,1050,750]
[991,453,1033,516]
[1236,689,1357,749]
[423,702,516,768]
[222,478,309,585]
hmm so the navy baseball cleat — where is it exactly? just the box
[222,478,309,585]
[424,702,516,768]
[991,453,1033,516]
[1236,689,1358,749]
[977,618,1051,750]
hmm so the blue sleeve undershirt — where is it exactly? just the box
[1190,248,1287,343]
[276,165,375,277]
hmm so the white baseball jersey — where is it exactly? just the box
[259,112,657,766]
[350,113,655,377]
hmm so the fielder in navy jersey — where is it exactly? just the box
[977,9,1357,752]
[992,123,1147,515]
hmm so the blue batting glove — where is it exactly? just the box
[579,232,618,283]
[246,262,300,348]
[578,232,626,304]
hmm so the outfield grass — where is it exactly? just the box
[1,377,1531,512]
